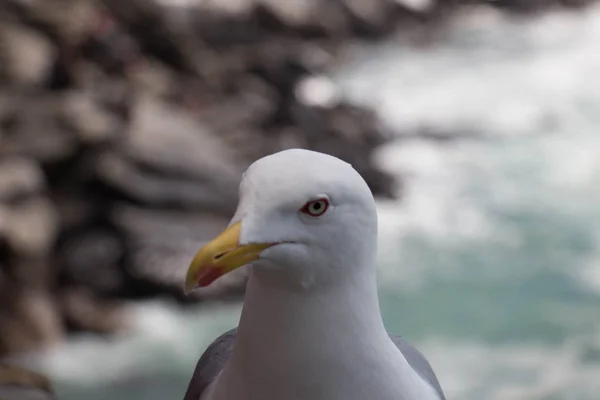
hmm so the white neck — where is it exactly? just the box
[236,266,389,353]
[208,266,439,400]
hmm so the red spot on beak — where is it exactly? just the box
[197,266,225,287]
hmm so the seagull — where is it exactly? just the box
[182,149,446,400]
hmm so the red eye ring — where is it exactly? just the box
[300,198,330,217]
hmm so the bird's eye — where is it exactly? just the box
[300,198,330,217]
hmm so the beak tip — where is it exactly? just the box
[183,277,198,296]
[183,287,196,296]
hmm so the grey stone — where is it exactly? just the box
[0,289,63,355]
[123,97,244,184]
[0,96,78,163]
[95,151,239,213]
[60,288,129,334]
[0,24,55,88]
[0,363,55,400]
[59,91,122,143]
[0,158,45,202]
[111,205,231,293]
[59,229,125,294]
[2,197,58,258]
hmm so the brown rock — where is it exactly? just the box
[58,228,125,294]
[111,204,232,295]
[2,197,58,258]
[0,289,64,355]
[340,0,396,35]
[51,193,94,231]
[0,363,55,400]
[91,96,244,211]
[95,151,239,213]
[3,258,53,295]
[130,60,177,100]
[0,96,78,163]
[393,0,437,13]
[0,23,55,88]
[123,97,243,182]
[6,0,100,46]
[59,91,122,144]
[101,0,203,73]
[0,158,45,202]
[60,288,129,334]
[198,74,279,133]
[259,0,321,29]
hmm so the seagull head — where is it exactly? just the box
[184,149,378,293]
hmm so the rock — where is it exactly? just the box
[259,0,350,37]
[75,69,133,117]
[130,60,177,99]
[339,0,396,35]
[196,0,256,15]
[112,205,229,246]
[0,289,64,355]
[393,0,437,13]
[95,151,240,213]
[0,23,55,88]
[81,8,142,75]
[59,91,122,144]
[258,0,320,29]
[0,363,55,400]
[111,204,231,297]
[58,227,125,295]
[91,96,244,211]
[124,97,244,182]
[0,158,45,202]
[2,197,58,258]
[198,74,279,133]
[0,96,78,163]
[463,0,594,13]
[101,0,203,73]
[0,384,55,400]
[0,94,10,123]
[4,0,100,46]
[3,258,53,295]
[113,204,249,300]
[51,193,95,231]
[60,288,129,333]
[184,0,258,49]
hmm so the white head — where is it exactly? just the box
[184,149,378,292]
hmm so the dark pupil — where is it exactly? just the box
[312,202,321,210]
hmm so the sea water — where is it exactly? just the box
[37,5,600,400]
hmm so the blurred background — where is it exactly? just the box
[0,0,599,399]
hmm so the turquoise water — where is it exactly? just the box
[37,5,600,400]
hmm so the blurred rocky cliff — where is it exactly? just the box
[0,0,594,358]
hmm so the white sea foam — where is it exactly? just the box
[35,301,242,384]
[423,333,600,400]
[335,4,600,138]
[333,5,600,293]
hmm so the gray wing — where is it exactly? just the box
[389,334,446,400]
[183,328,237,400]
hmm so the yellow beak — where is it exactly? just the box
[184,222,274,294]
